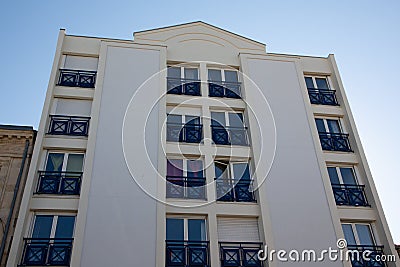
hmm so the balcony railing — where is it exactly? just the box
[57,69,96,88]
[35,171,82,195]
[307,88,339,106]
[167,78,201,96]
[219,242,264,267]
[167,123,203,143]
[166,176,206,199]
[166,240,210,267]
[208,81,241,98]
[318,132,352,152]
[331,184,369,207]
[216,179,256,202]
[347,245,386,267]
[48,115,90,136]
[211,125,248,146]
[20,238,73,266]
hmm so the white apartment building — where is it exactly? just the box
[7,21,399,267]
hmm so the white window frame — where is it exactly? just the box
[214,160,251,180]
[42,151,85,172]
[166,157,204,177]
[327,165,360,185]
[210,111,246,128]
[166,216,208,241]
[167,65,199,80]
[304,75,333,90]
[207,68,239,83]
[315,117,346,134]
[27,213,77,238]
[342,222,378,246]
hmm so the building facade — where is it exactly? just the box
[7,22,399,266]
[0,125,35,266]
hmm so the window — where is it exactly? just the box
[167,66,200,96]
[215,161,255,202]
[211,111,248,145]
[208,69,241,98]
[21,215,75,266]
[304,76,338,105]
[327,167,369,206]
[36,152,84,194]
[315,118,352,152]
[166,217,209,267]
[166,114,202,143]
[166,158,206,199]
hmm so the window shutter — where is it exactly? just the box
[55,99,92,116]
[217,217,260,242]
[64,55,98,71]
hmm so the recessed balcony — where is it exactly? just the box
[35,171,82,195]
[57,69,96,88]
[166,240,210,267]
[307,88,339,106]
[48,115,90,136]
[219,242,264,267]
[208,81,241,99]
[167,77,201,96]
[318,132,352,152]
[20,238,73,266]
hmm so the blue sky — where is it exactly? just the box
[1,0,399,243]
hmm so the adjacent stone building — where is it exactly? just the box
[0,125,35,266]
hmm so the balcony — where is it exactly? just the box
[20,238,73,266]
[219,242,264,267]
[331,184,369,207]
[167,78,201,96]
[166,240,210,267]
[167,123,203,143]
[318,132,352,152]
[208,81,241,98]
[166,176,206,199]
[307,88,339,106]
[57,69,96,88]
[211,125,248,146]
[48,115,90,136]
[347,245,386,267]
[216,179,256,202]
[35,171,82,195]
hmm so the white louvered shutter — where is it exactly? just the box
[64,55,98,71]
[217,217,260,242]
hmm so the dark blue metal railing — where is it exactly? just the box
[347,245,386,267]
[58,69,96,88]
[35,171,82,195]
[167,123,203,143]
[166,240,210,267]
[166,176,206,199]
[211,125,248,146]
[331,184,369,207]
[20,238,73,266]
[48,115,90,136]
[208,81,241,98]
[215,179,256,202]
[219,242,264,267]
[308,88,339,106]
[318,132,352,152]
[167,78,201,96]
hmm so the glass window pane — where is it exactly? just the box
[215,161,228,179]
[184,68,198,80]
[233,163,250,181]
[46,153,64,172]
[167,159,183,177]
[315,78,329,90]
[66,154,84,172]
[208,69,222,81]
[167,67,181,78]
[327,167,340,184]
[166,218,184,240]
[356,224,374,245]
[225,70,238,82]
[211,112,226,126]
[342,224,357,246]
[185,116,200,125]
[340,168,357,185]
[55,216,75,238]
[187,160,203,178]
[305,77,314,89]
[188,219,206,241]
[228,113,244,128]
[32,215,54,239]
[167,114,182,124]
[327,120,341,133]
[315,119,326,133]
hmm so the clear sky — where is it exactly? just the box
[1,0,399,244]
